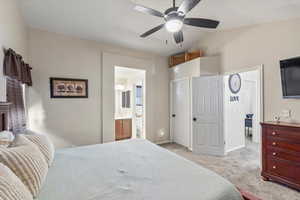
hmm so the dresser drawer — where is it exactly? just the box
[267,126,300,141]
[262,122,300,190]
[267,147,300,162]
[267,139,300,152]
[267,158,300,183]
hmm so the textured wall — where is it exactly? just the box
[197,18,300,122]
[0,0,27,101]
[27,29,169,148]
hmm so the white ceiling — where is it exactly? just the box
[19,0,300,56]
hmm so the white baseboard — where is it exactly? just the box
[155,140,171,145]
[226,145,245,154]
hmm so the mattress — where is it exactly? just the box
[37,139,243,200]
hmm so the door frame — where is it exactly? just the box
[114,67,146,140]
[170,77,192,150]
[243,79,259,143]
[102,52,153,143]
[223,65,264,166]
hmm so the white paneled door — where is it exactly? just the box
[171,78,190,148]
[192,76,225,156]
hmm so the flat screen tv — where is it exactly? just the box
[280,56,300,98]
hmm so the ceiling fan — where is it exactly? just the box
[134,0,220,44]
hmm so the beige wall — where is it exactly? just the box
[196,18,300,122]
[102,53,169,143]
[27,28,169,148]
[0,0,28,101]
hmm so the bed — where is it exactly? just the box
[36,139,243,200]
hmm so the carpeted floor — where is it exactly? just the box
[161,141,300,200]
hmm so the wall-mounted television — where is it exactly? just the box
[280,56,300,98]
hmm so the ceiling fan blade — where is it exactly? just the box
[184,18,220,29]
[134,5,164,18]
[174,31,184,44]
[140,24,165,38]
[178,0,201,15]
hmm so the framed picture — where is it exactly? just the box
[50,78,88,98]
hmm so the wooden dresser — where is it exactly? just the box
[261,122,300,190]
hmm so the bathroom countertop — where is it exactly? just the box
[115,116,132,120]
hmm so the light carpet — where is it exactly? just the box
[161,142,300,200]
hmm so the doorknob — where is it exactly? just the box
[172,114,176,117]
[193,117,197,122]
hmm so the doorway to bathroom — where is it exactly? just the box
[114,66,146,141]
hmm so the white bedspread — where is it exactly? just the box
[37,139,242,200]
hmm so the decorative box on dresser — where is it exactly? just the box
[261,122,300,190]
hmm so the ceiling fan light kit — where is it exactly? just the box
[134,0,220,44]
[165,19,183,33]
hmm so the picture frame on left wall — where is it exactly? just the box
[50,77,88,98]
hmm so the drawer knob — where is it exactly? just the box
[272,132,276,136]
[273,166,277,169]
[272,152,277,156]
[272,142,277,146]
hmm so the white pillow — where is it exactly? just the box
[0,131,14,147]
[25,134,55,167]
[0,163,33,200]
[0,135,48,197]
